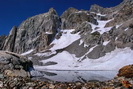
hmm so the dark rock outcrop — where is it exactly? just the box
[87,45,105,59]
[65,39,89,58]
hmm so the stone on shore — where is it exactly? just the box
[117,64,133,78]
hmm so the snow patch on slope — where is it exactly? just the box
[91,19,113,34]
[50,29,80,51]
[103,41,110,46]
[35,51,56,57]
[21,49,34,56]
[97,13,106,16]
[35,47,133,71]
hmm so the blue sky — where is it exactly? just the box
[0,0,123,35]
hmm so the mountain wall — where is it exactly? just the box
[1,0,133,62]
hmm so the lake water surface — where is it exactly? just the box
[32,70,118,82]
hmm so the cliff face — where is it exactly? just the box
[3,26,17,52]
[1,0,133,59]
[0,35,6,50]
[13,8,60,53]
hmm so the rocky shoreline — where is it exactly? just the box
[0,75,133,89]
[0,73,133,89]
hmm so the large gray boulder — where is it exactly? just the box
[0,51,33,77]
[14,8,60,53]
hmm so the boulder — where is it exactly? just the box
[0,51,33,77]
[117,64,133,78]
[4,69,29,77]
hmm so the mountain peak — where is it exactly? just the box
[89,4,105,13]
[48,8,57,15]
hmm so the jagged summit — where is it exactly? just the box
[90,4,105,13]
[48,8,58,15]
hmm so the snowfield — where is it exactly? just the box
[35,47,133,71]
[33,29,133,71]
[21,20,133,71]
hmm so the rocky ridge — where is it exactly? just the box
[0,0,133,56]
[0,72,133,89]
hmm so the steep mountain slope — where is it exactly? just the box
[33,0,133,70]
[1,0,133,70]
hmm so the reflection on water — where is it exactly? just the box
[33,70,118,82]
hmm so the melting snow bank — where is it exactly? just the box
[34,47,133,71]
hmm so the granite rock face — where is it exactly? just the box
[0,35,6,50]
[61,8,98,30]
[14,8,60,53]
[1,0,133,61]
[61,7,78,29]
[3,26,17,52]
